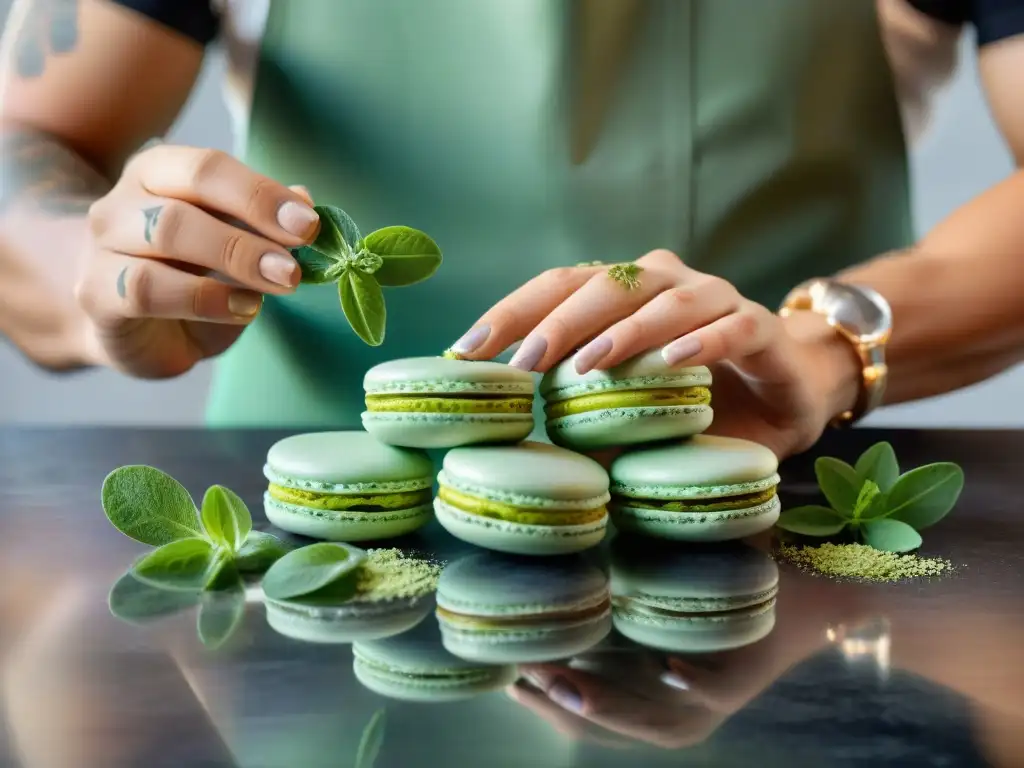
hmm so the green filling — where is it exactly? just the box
[438,485,606,526]
[545,386,710,419]
[268,484,432,511]
[365,394,533,414]
[617,486,777,513]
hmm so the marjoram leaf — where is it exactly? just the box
[200,485,252,552]
[101,465,203,546]
[291,245,337,284]
[814,457,861,517]
[855,442,900,492]
[261,542,367,601]
[862,518,922,553]
[339,269,386,346]
[776,505,848,536]
[362,226,442,287]
[884,463,964,530]
[130,537,218,591]
[851,480,883,521]
[308,205,362,257]
[235,531,292,573]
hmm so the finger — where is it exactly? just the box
[661,300,778,368]
[506,682,632,749]
[289,185,314,205]
[574,274,740,372]
[449,265,603,361]
[77,252,263,326]
[90,195,300,293]
[124,145,320,246]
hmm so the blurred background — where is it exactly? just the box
[0,5,1020,427]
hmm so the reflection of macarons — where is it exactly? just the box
[435,552,612,663]
[539,346,712,450]
[263,431,434,541]
[353,611,516,702]
[609,435,781,541]
[609,537,779,652]
[362,357,535,448]
[434,441,610,555]
[265,591,433,644]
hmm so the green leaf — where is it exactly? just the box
[200,485,251,552]
[855,442,900,492]
[339,269,386,346]
[361,226,442,287]
[309,204,361,256]
[261,542,367,600]
[107,571,200,625]
[356,708,387,768]
[235,531,291,573]
[851,480,882,521]
[885,462,965,530]
[197,578,246,650]
[101,465,203,546]
[814,457,861,517]
[775,505,848,536]
[131,537,218,591]
[862,519,923,553]
[291,245,338,284]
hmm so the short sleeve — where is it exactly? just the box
[108,0,221,45]
[906,0,1024,45]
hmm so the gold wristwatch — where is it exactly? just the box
[778,278,892,426]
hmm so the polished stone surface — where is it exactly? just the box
[1,427,1022,767]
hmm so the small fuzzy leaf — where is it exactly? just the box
[775,505,848,536]
[107,571,200,625]
[862,519,923,553]
[814,457,861,517]
[200,485,251,552]
[309,205,361,256]
[356,709,387,768]
[291,245,337,284]
[131,538,218,591]
[362,226,442,287]
[101,465,203,546]
[235,531,291,573]
[197,578,246,650]
[885,463,964,530]
[261,542,367,600]
[851,480,882,521]
[339,269,386,346]
[855,442,900,492]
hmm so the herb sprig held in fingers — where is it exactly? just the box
[290,205,443,346]
[775,442,964,553]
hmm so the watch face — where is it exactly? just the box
[816,283,891,340]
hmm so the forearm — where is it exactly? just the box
[0,123,111,369]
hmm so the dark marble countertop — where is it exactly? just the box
[0,427,1021,768]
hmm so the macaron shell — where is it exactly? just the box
[540,346,711,399]
[264,596,432,644]
[353,658,516,702]
[546,405,713,451]
[362,411,534,449]
[364,357,534,395]
[264,494,432,541]
[610,495,780,542]
[612,599,776,653]
[438,611,613,664]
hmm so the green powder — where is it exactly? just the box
[776,542,953,582]
[354,548,444,601]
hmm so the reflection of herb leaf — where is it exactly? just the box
[201,485,252,552]
[261,542,367,600]
[197,578,246,650]
[362,226,442,286]
[108,571,200,625]
[355,709,387,768]
[102,465,203,546]
[236,531,291,573]
[131,538,220,591]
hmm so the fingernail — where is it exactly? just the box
[662,336,702,366]
[574,336,613,374]
[228,291,262,317]
[659,671,690,691]
[259,253,299,287]
[290,185,313,203]
[451,325,490,354]
[509,335,547,371]
[277,201,319,238]
[548,678,583,714]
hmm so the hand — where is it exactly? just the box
[451,250,860,458]
[74,145,320,378]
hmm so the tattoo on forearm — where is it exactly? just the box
[0,128,110,216]
[116,267,128,298]
[142,206,162,243]
[15,0,80,78]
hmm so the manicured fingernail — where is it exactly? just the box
[509,335,547,371]
[451,325,490,354]
[659,671,690,691]
[259,252,299,287]
[662,336,703,366]
[277,201,319,238]
[228,291,262,317]
[574,336,613,374]
[548,678,583,713]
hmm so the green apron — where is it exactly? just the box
[205,0,911,427]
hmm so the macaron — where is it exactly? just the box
[609,537,779,652]
[435,552,612,664]
[353,610,516,702]
[264,590,434,645]
[263,431,434,541]
[608,434,781,541]
[539,345,712,451]
[434,441,610,555]
[362,357,535,448]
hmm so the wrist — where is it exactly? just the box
[781,310,862,424]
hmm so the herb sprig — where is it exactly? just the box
[290,205,442,346]
[776,442,964,553]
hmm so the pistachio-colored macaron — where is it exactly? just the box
[540,346,712,451]
[362,357,535,448]
[263,431,434,541]
[434,441,610,555]
[609,435,781,541]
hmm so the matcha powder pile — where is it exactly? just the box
[777,542,953,582]
[354,548,444,601]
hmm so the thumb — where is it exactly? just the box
[289,185,314,206]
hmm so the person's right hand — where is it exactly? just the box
[74,144,320,378]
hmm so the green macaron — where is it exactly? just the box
[609,434,781,541]
[609,537,779,652]
[539,345,712,451]
[362,357,535,448]
[263,431,434,541]
[264,590,434,645]
[353,612,516,702]
[434,441,610,555]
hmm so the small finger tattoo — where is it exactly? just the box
[607,262,644,290]
[142,205,162,243]
[116,267,128,298]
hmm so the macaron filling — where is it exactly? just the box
[437,485,606,526]
[617,486,777,513]
[267,485,433,512]
[366,393,534,415]
[545,386,711,420]
[352,650,497,685]
[436,597,612,630]
[612,589,777,620]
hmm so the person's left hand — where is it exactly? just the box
[449,250,859,458]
